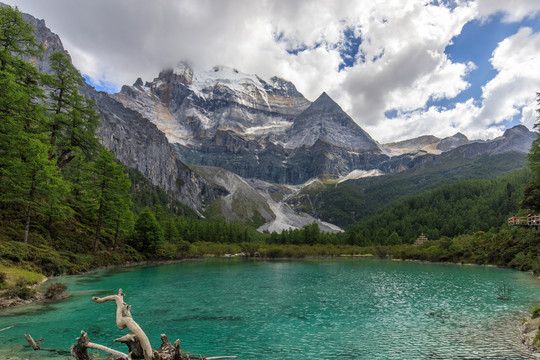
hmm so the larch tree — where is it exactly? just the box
[522,92,540,212]
[0,5,68,243]
[44,51,99,169]
[131,208,164,255]
[86,149,132,252]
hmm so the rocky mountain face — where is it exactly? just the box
[114,62,536,186]
[20,12,66,74]
[20,6,538,231]
[19,8,226,212]
[114,64,388,184]
[381,132,469,156]
[83,87,228,210]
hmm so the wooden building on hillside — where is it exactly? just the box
[414,233,428,246]
[508,215,540,227]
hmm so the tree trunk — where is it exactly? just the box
[23,334,40,350]
[77,289,238,360]
[113,219,120,251]
[49,83,65,162]
[92,289,154,360]
[93,178,106,252]
[115,333,144,358]
[23,167,37,244]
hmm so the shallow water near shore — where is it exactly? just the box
[1,258,540,359]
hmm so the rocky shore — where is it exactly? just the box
[0,277,70,309]
[520,315,540,356]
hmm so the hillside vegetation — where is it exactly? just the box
[297,152,528,228]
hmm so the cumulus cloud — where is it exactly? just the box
[476,0,540,22]
[3,0,540,143]
[371,26,540,143]
[477,27,540,128]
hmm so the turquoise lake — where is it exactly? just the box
[1,258,540,359]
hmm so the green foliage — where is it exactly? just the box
[524,93,540,213]
[349,168,533,244]
[4,278,36,300]
[0,8,139,255]
[85,149,133,252]
[131,208,164,255]
[305,153,528,228]
[44,51,99,168]
[522,181,540,213]
[44,282,67,299]
[126,167,197,217]
[531,306,540,319]
[375,227,540,275]
[528,93,540,178]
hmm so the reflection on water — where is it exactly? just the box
[0,258,539,359]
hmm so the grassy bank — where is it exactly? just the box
[1,226,538,308]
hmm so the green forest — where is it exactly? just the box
[1,6,540,300]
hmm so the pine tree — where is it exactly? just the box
[131,209,164,255]
[44,51,99,169]
[523,93,540,211]
[528,93,540,178]
[85,149,132,252]
[0,6,68,243]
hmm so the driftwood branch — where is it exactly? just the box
[24,334,40,350]
[71,331,129,360]
[92,288,153,360]
[86,341,129,359]
[115,333,144,358]
[70,331,91,360]
[23,334,70,356]
[0,326,14,332]
[75,288,239,360]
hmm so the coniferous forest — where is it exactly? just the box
[1,5,540,299]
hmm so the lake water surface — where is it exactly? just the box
[1,258,540,359]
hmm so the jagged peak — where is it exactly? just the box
[448,132,468,140]
[305,92,343,113]
[133,77,144,87]
[503,124,532,137]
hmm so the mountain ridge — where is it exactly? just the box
[17,6,537,232]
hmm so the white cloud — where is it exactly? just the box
[476,0,540,22]
[3,0,540,143]
[338,1,476,128]
[372,26,540,143]
[478,27,540,127]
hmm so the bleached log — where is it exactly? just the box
[70,331,91,360]
[23,334,40,350]
[92,288,153,360]
[71,330,129,360]
[115,333,144,358]
[86,341,128,359]
[0,326,14,332]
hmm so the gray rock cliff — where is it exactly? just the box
[19,8,226,212]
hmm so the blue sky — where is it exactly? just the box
[438,13,540,110]
[5,0,540,143]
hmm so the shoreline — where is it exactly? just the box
[520,316,540,356]
[3,253,539,310]
[2,256,540,359]
[0,258,195,310]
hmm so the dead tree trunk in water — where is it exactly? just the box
[69,288,238,360]
[92,288,154,360]
[71,331,129,359]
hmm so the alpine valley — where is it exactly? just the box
[26,10,537,233]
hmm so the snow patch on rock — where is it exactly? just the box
[338,169,384,183]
